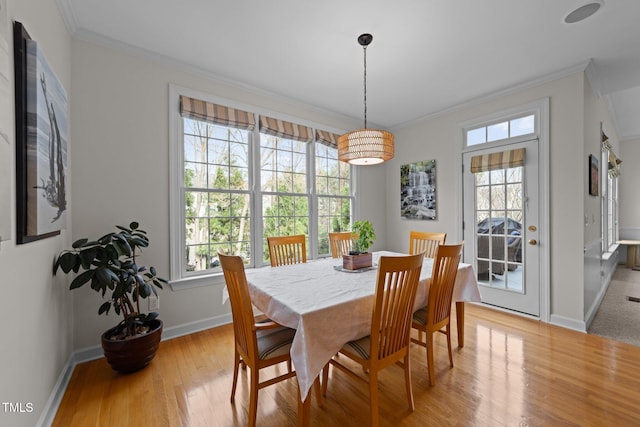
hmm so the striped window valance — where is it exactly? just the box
[180,96,256,130]
[470,148,525,173]
[315,129,340,148]
[259,115,313,143]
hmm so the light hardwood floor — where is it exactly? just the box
[53,303,640,426]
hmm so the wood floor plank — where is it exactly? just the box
[52,304,640,426]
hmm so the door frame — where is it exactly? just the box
[455,98,550,322]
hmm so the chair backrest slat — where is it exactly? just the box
[409,231,446,258]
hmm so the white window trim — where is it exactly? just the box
[168,84,354,290]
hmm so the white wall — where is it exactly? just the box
[69,38,373,349]
[620,136,640,239]
[384,72,588,325]
[0,1,73,426]
[582,72,621,322]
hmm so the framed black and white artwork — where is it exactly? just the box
[14,21,68,243]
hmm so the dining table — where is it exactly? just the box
[243,250,481,425]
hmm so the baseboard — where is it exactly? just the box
[585,281,610,330]
[549,314,586,332]
[36,353,76,427]
[39,313,233,426]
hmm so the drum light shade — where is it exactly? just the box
[338,128,394,165]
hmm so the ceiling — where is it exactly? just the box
[57,0,640,140]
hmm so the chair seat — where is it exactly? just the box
[256,327,295,360]
[412,306,427,326]
[341,335,372,360]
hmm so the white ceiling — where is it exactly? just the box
[58,0,640,140]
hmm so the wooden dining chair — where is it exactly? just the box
[411,243,463,386]
[409,230,447,258]
[322,253,424,427]
[328,231,356,258]
[218,252,297,427]
[267,234,307,267]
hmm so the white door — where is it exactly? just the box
[463,139,540,316]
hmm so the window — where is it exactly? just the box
[183,119,251,273]
[601,136,619,252]
[466,114,535,147]
[315,139,352,257]
[259,117,312,264]
[170,88,353,285]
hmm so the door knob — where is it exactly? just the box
[528,239,537,245]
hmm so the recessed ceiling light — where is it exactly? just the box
[564,1,603,24]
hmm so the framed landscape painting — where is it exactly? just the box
[400,159,437,220]
[14,21,67,243]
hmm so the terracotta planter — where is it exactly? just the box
[101,319,163,374]
[342,252,372,270]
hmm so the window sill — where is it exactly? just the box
[601,243,619,261]
[169,273,226,291]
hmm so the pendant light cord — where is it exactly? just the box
[363,44,368,129]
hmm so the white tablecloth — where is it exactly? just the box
[242,251,480,400]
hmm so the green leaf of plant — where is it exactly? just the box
[150,266,157,276]
[113,282,125,299]
[114,238,132,257]
[70,270,95,289]
[105,244,119,261]
[98,301,111,315]
[146,312,159,321]
[72,238,88,249]
[98,233,113,245]
[131,237,149,248]
[130,221,139,230]
[59,252,77,273]
[79,247,98,270]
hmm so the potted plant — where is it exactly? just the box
[54,221,167,373]
[343,220,376,270]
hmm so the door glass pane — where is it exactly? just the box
[475,165,524,292]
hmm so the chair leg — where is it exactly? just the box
[231,349,240,402]
[446,323,454,368]
[369,370,379,427]
[314,377,324,407]
[404,353,415,411]
[426,331,435,386]
[249,367,259,427]
[321,363,329,396]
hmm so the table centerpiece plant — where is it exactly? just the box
[343,219,376,270]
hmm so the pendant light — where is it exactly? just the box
[338,33,394,165]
